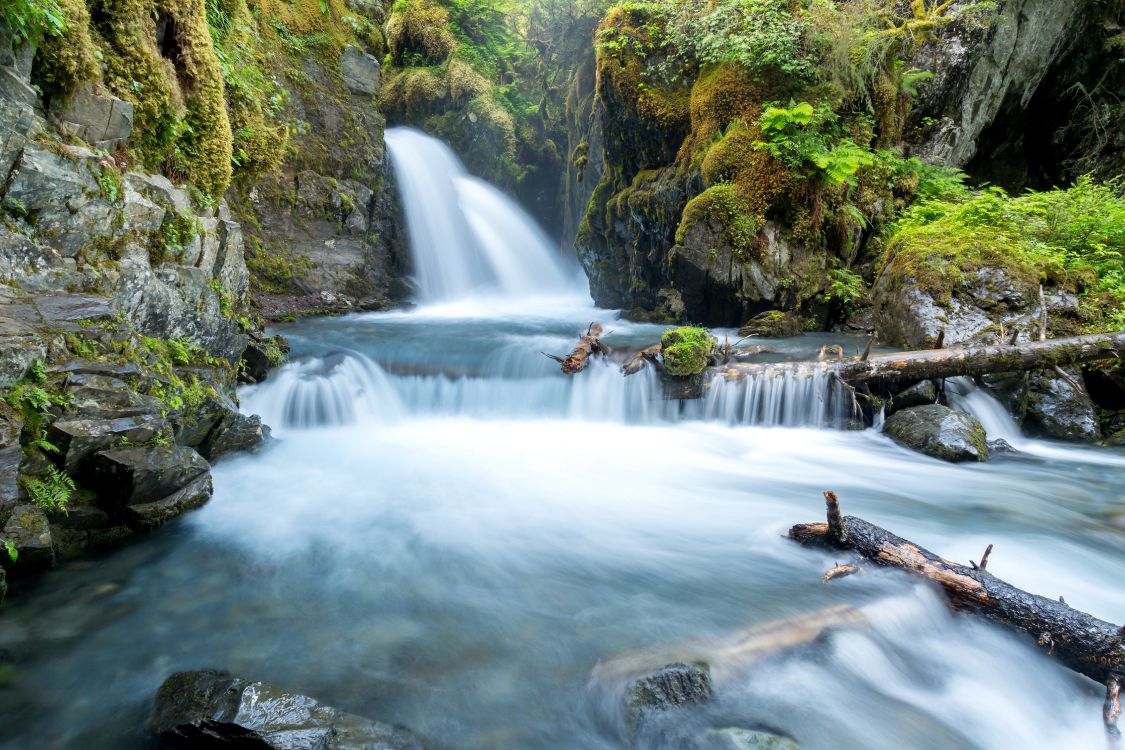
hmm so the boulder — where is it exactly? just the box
[1,504,55,574]
[341,45,382,95]
[124,473,212,530]
[63,372,164,419]
[1023,367,1100,442]
[50,82,134,148]
[4,143,119,259]
[202,413,271,460]
[240,334,287,383]
[884,405,989,463]
[0,334,47,389]
[738,311,803,338]
[88,446,210,512]
[47,414,167,473]
[626,662,714,736]
[886,380,938,415]
[150,670,433,750]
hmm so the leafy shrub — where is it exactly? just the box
[0,0,65,44]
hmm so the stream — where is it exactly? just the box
[0,130,1123,749]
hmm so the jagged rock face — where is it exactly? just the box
[911,0,1089,173]
[884,405,989,463]
[242,53,408,318]
[150,670,434,750]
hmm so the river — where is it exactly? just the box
[0,129,1122,750]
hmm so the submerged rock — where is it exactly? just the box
[704,727,800,750]
[626,662,714,735]
[884,405,989,463]
[150,670,433,750]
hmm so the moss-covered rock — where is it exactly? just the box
[660,326,714,377]
[884,404,989,463]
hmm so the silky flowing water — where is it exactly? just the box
[0,131,1123,749]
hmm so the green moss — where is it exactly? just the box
[883,178,1125,333]
[386,0,456,66]
[32,0,101,101]
[676,183,758,259]
[660,326,715,376]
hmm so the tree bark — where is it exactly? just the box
[710,331,1125,390]
[545,323,610,374]
[789,492,1125,687]
[621,344,661,376]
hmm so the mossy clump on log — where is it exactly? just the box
[660,326,715,377]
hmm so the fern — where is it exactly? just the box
[24,467,75,515]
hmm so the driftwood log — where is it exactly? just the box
[621,344,662,376]
[791,491,1124,737]
[544,323,609,374]
[710,331,1125,390]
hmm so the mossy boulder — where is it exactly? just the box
[884,405,989,463]
[660,326,715,377]
[738,310,803,338]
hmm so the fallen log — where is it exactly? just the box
[621,344,661,376]
[791,491,1124,736]
[711,331,1125,390]
[544,323,609,374]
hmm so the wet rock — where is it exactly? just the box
[704,727,800,750]
[124,473,212,530]
[150,669,433,750]
[341,44,382,95]
[626,662,714,735]
[47,414,167,473]
[88,446,210,512]
[0,565,5,606]
[171,370,239,448]
[738,311,803,339]
[884,405,989,463]
[0,96,36,179]
[1,504,55,574]
[1023,367,1100,442]
[987,438,1015,454]
[50,82,134,148]
[0,443,20,509]
[240,333,287,383]
[202,413,271,460]
[887,380,938,415]
[63,373,163,419]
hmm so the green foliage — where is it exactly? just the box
[95,163,123,202]
[24,466,75,515]
[824,264,867,307]
[660,325,715,376]
[0,0,65,44]
[756,101,874,187]
[3,539,16,562]
[886,177,1125,331]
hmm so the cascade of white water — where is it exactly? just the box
[385,127,584,303]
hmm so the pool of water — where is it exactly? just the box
[0,303,1122,749]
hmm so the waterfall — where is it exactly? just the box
[385,127,583,303]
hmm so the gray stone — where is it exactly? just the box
[0,224,65,285]
[341,45,382,95]
[0,96,36,178]
[0,443,20,509]
[884,405,989,463]
[124,473,212,530]
[5,143,119,259]
[88,445,210,512]
[0,65,35,106]
[51,82,134,147]
[202,413,271,460]
[123,172,193,214]
[150,670,433,750]
[626,662,714,735]
[48,414,167,473]
[0,334,47,388]
[32,294,114,327]
[122,182,167,234]
[2,504,54,574]
[1024,367,1100,442]
[887,380,938,415]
